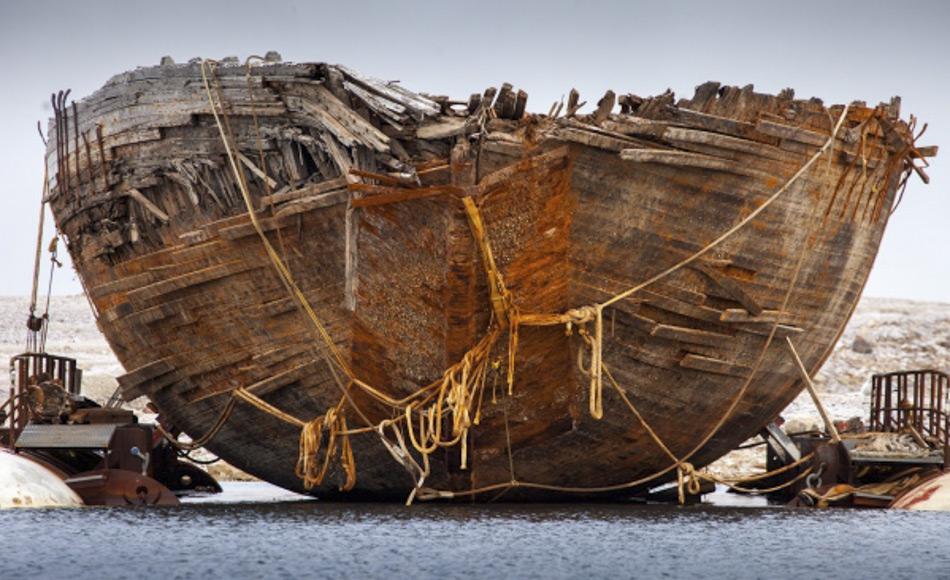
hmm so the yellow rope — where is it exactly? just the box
[461,196,515,326]
[233,385,358,492]
[232,387,305,427]
[403,328,499,467]
[604,362,816,500]
[157,397,237,451]
[676,454,817,502]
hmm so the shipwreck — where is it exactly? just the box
[39,54,935,501]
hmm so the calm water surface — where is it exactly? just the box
[3,483,949,579]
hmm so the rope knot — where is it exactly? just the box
[566,305,604,420]
[676,461,704,504]
[565,305,597,325]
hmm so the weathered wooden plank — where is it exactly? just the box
[680,353,752,377]
[245,359,322,396]
[417,117,469,140]
[337,65,441,119]
[259,297,297,317]
[122,301,194,327]
[619,149,773,180]
[912,145,938,158]
[183,349,250,377]
[640,289,723,324]
[731,323,804,338]
[651,323,733,347]
[237,152,279,189]
[755,119,828,147]
[665,106,759,140]
[100,301,135,323]
[592,90,616,124]
[601,116,668,139]
[274,190,349,217]
[566,88,583,117]
[126,188,170,223]
[89,272,157,300]
[116,358,175,401]
[251,343,312,367]
[493,83,517,119]
[342,80,409,128]
[350,184,458,209]
[127,261,259,305]
[555,127,640,153]
[262,177,348,205]
[691,264,763,316]
[217,216,284,240]
[663,126,789,161]
[285,82,391,152]
[513,90,528,119]
[477,146,570,191]
[720,309,788,323]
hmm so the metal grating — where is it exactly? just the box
[15,424,117,449]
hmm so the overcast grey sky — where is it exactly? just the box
[0,0,947,300]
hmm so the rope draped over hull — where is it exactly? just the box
[46,57,932,501]
[178,59,861,501]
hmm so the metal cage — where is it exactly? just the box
[3,353,82,448]
[870,369,950,448]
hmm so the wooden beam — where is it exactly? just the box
[680,353,752,377]
[619,149,773,180]
[786,337,841,442]
[720,308,788,323]
[126,188,169,223]
[237,152,278,189]
[261,177,348,206]
[651,323,732,347]
[691,263,764,316]
[116,358,179,401]
[592,90,616,124]
[755,119,828,147]
[245,359,322,396]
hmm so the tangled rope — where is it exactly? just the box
[296,403,357,491]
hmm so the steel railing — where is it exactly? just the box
[3,353,82,449]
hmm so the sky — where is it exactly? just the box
[0,0,947,300]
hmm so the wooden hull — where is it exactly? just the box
[44,60,925,499]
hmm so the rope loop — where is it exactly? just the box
[676,462,704,503]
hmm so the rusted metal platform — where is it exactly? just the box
[759,370,950,509]
[2,352,221,507]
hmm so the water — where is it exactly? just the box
[3,483,950,580]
